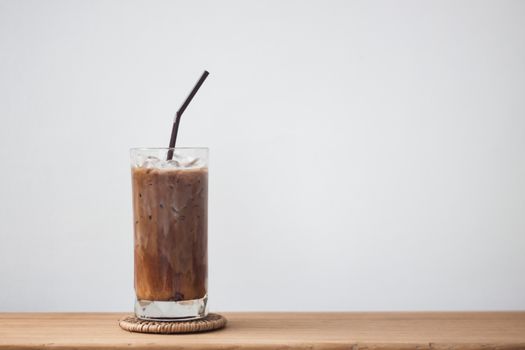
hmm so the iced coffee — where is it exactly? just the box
[130,148,208,320]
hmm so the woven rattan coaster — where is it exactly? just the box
[119,313,227,334]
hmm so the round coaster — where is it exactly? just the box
[119,313,227,334]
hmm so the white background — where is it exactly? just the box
[0,0,524,312]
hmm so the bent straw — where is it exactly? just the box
[167,70,210,160]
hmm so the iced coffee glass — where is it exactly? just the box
[130,147,208,321]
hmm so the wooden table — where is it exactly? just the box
[1,312,524,350]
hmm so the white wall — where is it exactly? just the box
[0,0,524,312]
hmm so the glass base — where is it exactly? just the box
[135,295,208,321]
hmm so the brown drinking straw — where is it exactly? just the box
[167,70,210,160]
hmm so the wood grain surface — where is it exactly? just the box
[1,312,524,350]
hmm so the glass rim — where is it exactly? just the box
[130,147,209,151]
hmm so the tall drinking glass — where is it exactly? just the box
[130,147,208,321]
